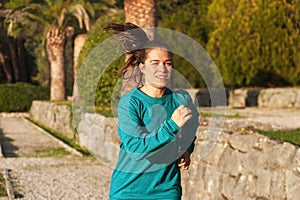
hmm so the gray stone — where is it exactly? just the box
[229,89,248,108]
[270,170,286,199]
[202,142,227,166]
[286,170,300,200]
[203,165,223,199]
[258,88,298,108]
[242,149,264,173]
[295,90,300,107]
[218,146,242,177]
[262,141,296,170]
[228,133,260,153]
[254,169,272,198]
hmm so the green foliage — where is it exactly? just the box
[0,83,49,112]
[207,0,300,87]
[259,128,300,147]
[77,10,124,107]
[158,0,213,88]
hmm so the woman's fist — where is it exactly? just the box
[171,105,192,128]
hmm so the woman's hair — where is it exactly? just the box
[104,22,172,76]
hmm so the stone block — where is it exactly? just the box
[242,148,264,173]
[270,170,286,199]
[227,133,260,153]
[202,142,227,166]
[229,89,248,108]
[286,170,300,200]
[295,90,300,107]
[254,169,272,198]
[262,141,297,170]
[203,165,223,199]
[218,147,242,177]
[258,88,298,108]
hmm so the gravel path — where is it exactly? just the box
[0,117,112,200]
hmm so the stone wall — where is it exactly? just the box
[30,101,74,139]
[29,93,300,199]
[77,112,119,165]
[75,112,299,200]
[182,132,300,200]
[195,87,300,108]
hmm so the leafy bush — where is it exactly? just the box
[158,0,213,88]
[76,10,125,108]
[0,83,49,112]
[207,0,300,87]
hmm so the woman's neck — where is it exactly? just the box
[139,85,166,98]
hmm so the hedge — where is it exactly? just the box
[0,83,49,112]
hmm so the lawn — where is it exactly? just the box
[259,128,300,146]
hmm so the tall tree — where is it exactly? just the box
[122,0,157,93]
[6,0,93,100]
[36,0,92,100]
[207,0,300,87]
[124,0,157,39]
[0,0,30,82]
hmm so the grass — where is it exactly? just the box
[199,110,240,118]
[0,172,7,197]
[29,147,70,158]
[26,118,90,155]
[259,128,300,146]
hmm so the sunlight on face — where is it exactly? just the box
[140,48,173,89]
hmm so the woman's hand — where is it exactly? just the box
[171,105,192,128]
[177,151,191,170]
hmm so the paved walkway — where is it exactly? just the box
[0,117,112,200]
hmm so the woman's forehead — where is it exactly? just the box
[146,48,172,59]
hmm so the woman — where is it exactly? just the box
[105,23,199,200]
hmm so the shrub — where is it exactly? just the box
[0,83,49,112]
[76,10,125,108]
[207,0,300,87]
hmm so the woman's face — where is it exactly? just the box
[140,48,173,89]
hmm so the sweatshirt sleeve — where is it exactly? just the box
[174,90,199,155]
[117,96,180,156]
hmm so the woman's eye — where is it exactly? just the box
[165,62,173,67]
[151,62,159,66]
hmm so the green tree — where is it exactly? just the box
[76,10,125,108]
[207,0,300,87]
[5,0,93,100]
[158,0,213,88]
[0,0,32,83]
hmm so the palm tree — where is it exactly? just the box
[0,1,30,82]
[6,0,92,100]
[122,0,157,93]
[124,0,157,39]
[35,0,92,100]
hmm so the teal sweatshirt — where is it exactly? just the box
[109,88,199,200]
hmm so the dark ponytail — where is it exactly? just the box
[104,22,150,75]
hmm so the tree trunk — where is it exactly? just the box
[124,0,157,40]
[73,33,87,103]
[123,0,158,94]
[0,50,13,83]
[17,34,28,82]
[65,26,75,93]
[4,34,19,82]
[47,28,66,101]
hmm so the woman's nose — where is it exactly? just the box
[158,63,168,72]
